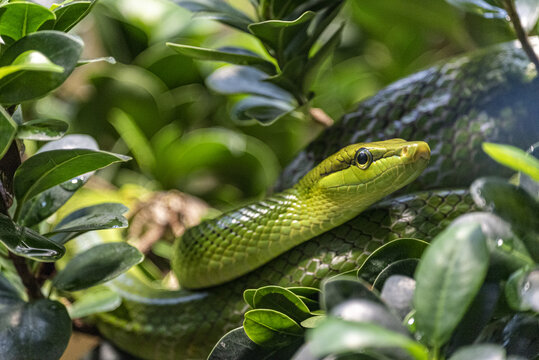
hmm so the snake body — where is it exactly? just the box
[96,40,539,359]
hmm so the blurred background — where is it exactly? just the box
[29,0,515,209]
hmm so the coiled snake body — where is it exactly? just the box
[97,40,539,360]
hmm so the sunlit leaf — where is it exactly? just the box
[0,2,56,41]
[243,309,303,347]
[0,50,64,80]
[16,119,68,141]
[483,143,539,181]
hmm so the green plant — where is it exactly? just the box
[0,2,144,359]
[210,143,539,359]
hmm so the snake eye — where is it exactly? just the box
[355,148,373,169]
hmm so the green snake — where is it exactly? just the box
[95,40,539,359]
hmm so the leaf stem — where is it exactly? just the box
[503,0,539,70]
[8,252,43,299]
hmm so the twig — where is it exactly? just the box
[504,0,539,70]
[309,108,334,127]
[9,253,43,299]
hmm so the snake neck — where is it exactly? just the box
[174,186,367,289]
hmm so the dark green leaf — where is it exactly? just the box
[373,259,419,291]
[52,243,143,292]
[231,96,295,124]
[483,143,539,181]
[0,272,22,303]
[307,318,428,360]
[0,31,83,105]
[413,222,489,348]
[357,238,429,284]
[208,327,302,360]
[19,135,99,227]
[500,314,539,358]
[0,106,16,158]
[505,267,539,312]
[321,277,382,312]
[0,213,65,261]
[16,119,68,141]
[206,65,295,101]
[253,285,312,322]
[68,287,122,318]
[51,0,96,32]
[13,148,130,208]
[0,2,55,41]
[449,344,506,360]
[0,50,63,80]
[0,299,71,360]
[287,286,321,300]
[178,0,254,32]
[166,43,276,74]
[445,0,507,18]
[243,309,303,347]
[244,289,256,308]
[248,11,315,55]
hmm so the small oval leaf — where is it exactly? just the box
[243,309,303,347]
[253,285,312,322]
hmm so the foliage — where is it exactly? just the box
[0,2,141,359]
[210,144,539,359]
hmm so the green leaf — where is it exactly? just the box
[413,222,489,348]
[449,344,506,360]
[287,286,321,299]
[51,0,96,32]
[505,267,539,312]
[243,309,303,347]
[0,272,22,303]
[0,50,64,80]
[16,119,68,141]
[231,95,295,125]
[0,299,71,360]
[321,277,382,312]
[0,2,56,41]
[0,106,17,158]
[445,0,507,18]
[248,11,315,56]
[300,315,326,328]
[18,135,99,227]
[307,318,428,360]
[516,0,539,32]
[253,285,312,322]
[0,31,83,105]
[373,259,419,291]
[68,287,122,318]
[208,327,302,360]
[52,242,143,291]
[206,65,295,101]
[178,0,254,32]
[48,203,128,244]
[357,238,429,284]
[244,289,256,308]
[0,213,65,261]
[13,148,130,209]
[166,44,276,74]
[483,143,539,181]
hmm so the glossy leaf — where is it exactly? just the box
[19,135,99,227]
[0,106,16,158]
[321,277,382,312]
[0,50,64,80]
[445,0,507,18]
[0,299,71,360]
[51,0,95,32]
[68,287,122,318]
[0,213,65,261]
[16,119,68,141]
[380,275,416,320]
[307,318,428,360]
[505,267,539,312]
[208,327,302,360]
[48,203,128,244]
[413,223,489,348]
[0,31,83,104]
[243,309,303,347]
[357,238,429,284]
[248,12,315,54]
[449,344,506,360]
[253,286,312,322]
[206,65,294,101]
[231,96,295,125]
[52,242,143,291]
[373,259,419,291]
[178,0,253,32]
[166,43,276,74]
[499,314,539,358]
[483,143,539,181]
[13,148,130,207]
[0,2,55,41]
[244,289,256,308]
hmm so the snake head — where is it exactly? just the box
[299,139,430,200]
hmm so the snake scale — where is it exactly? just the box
[96,40,539,359]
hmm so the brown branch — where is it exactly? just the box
[8,253,43,299]
[504,0,539,70]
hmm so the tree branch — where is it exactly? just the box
[504,0,539,70]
